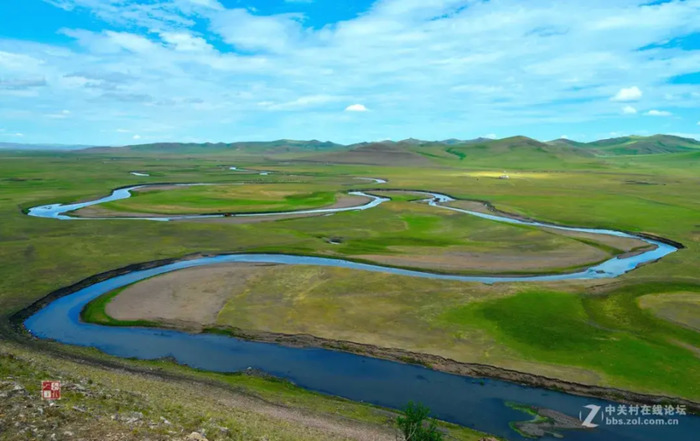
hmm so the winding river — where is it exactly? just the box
[23,184,696,440]
[27,185,388,222]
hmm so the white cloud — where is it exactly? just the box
[483,134,497,139]
[160,32,213,52]
[0,51,45,71]
[611,86,642,102]
[644,109,672,117]
[180,0,223,9]
[262,95,344,110]
[0,130,25,138]
[345,104,368,112]
[132,134,141,140]
[210,9,303,53]
[46,109,71,119]
[622,105,637,114]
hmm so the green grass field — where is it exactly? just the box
[1,139,699,433]
[101,183,340,214]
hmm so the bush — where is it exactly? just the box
[396,402,444,441]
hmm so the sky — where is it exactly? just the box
[1,0,699,146]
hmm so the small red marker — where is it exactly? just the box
[41,381,61,400]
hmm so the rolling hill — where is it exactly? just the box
[300,141,433,166]
[584,135,700,155]
[83,139,345,156]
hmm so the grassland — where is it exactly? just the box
[637,292,700,332]
[100,183,340,215]
[1,138,699,437]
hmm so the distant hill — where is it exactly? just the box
[295,135,604,169]
[395,137,489,146]
[302,141,432,166]
[583,135,700,155]
[0,142,95,151]
[8,135,698,163]
[84,139,345,155]
[440,136,594,165]
[546,138,588,148]
[448,136,590,158]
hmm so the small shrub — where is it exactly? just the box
[396,402,443,441]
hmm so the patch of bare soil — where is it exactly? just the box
[106,263,277,326]
[356,247,609,273]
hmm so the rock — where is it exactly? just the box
[160,416,172,425]
[124,411,144,424]
[479,438,500,441]
[186,432,208,441]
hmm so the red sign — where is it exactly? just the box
[41,381,61,400]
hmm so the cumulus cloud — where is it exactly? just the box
[622,105,637,114]
[645,109,672,117]
[611,87,642,102]
[345,104,368,112]
[132,134,141,140]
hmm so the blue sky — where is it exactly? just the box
[1,0,699,145]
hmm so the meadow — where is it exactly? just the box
[1,138,699,438]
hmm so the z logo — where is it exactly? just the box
[579,404,601,428]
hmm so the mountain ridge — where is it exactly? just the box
[4,135,699,158]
